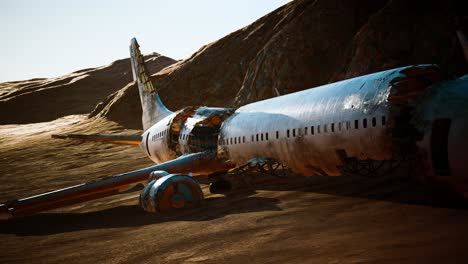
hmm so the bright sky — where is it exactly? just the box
[0,0,290,82]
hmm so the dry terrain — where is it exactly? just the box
[0,116,468,263]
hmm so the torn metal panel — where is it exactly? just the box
[176,106,235,154]
[142,106,234,164]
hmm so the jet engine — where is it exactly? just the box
[139,173,204,213]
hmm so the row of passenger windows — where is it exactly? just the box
[179,133,189,141]
[221,116,386,146]
[151,129,170,141]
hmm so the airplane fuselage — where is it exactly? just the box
[140,65,468,194]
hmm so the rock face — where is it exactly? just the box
[1,0,465,129]
[0,54,176,124]
[96,0,466,130]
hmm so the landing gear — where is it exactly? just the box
[340,158,402,177]
[228,157,286,178]
[209,180,232,194]
[139,174,204,213]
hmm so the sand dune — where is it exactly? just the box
[0,54,175,125]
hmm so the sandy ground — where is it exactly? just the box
[1,116,468,264]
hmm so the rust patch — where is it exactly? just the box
[388,65,445,103]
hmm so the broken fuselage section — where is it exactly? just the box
[140,106,235,168]
[217,65,468,195]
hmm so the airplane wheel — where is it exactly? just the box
[209,180,232,194]
[139,174,204,213]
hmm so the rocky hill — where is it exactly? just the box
[1,0,466,129]
[0,54,176,125]
[94,0,466,130]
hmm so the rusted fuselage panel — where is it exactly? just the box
[176,106,235,154]
[219,65,446,176]
[412,75,468,196]
[142,106,235,164]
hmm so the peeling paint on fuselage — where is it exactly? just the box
[218,65,445,176]
[141,64,468,194]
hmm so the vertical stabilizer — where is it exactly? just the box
[130,38,172,130]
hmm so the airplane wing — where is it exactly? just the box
[51,133,142,145]
[0,151,232,220]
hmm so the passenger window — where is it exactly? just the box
[347,121,350,130]
[311,126,314,135]
[293,129,296,137]
[372,117,376,127]
[363,118,367,128]
[324,124,328,133]
[276,131,279,139]
[261,134,263,141]
[331,123,335,132]
[382,116,386,126]
[243,136,245,143]
[287,129,290,138]
[304,127,308,135]
[266,133,269,140]
[230,138,233,145]
[234,137,237,144]
[355,120,359,129]
[238,137,241,143]
[317,125,321,134]
[256,134,259,141]
[338,122,342,131]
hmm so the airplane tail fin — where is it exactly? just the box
[130,38,172,130]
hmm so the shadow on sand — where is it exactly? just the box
[0,194,280,236]
[243,167,468,210]
[2,164,467,236]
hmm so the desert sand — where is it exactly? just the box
[1,116,468,263]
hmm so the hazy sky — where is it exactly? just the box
[0,0,290,82]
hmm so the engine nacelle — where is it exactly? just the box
[139,174,204,213]
[148,170,170,181]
